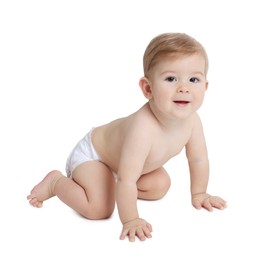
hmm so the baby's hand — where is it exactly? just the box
[120,218,153,242]
[192,193,227,211]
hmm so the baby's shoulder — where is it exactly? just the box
[132,103,159,125]
[129,107,159,132]
[118,108,158,141]
[190,112,203,129]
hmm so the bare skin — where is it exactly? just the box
[28,171,63,208]
[28,54,227,242]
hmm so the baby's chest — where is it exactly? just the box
[146,138,187,166]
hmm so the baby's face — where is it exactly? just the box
[147,54,208,120]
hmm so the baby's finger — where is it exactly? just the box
[136,228,146,241]
[129,228,136,242]
[210,197,227,210]
[146,222,153,232]
[142,226,152,238]
[215,196,227,206]
[120,229,129,240]
[192,199,202,210]
[202,199,213,212]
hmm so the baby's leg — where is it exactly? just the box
[137,167,171,200]
[27,161,115,219]
[70,161,115,219]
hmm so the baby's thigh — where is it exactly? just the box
[137,167,171,200]
[72,161,116,206]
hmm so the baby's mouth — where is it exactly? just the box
[174,101,190,105]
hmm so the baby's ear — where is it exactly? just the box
[139,77,153,99]
[205,81,209,91]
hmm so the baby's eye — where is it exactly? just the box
[165,76,177,82]
[190,77,200,83]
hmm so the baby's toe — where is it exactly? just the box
[36,201,43,208]
[27,194,34,200]
[29,197,40,207]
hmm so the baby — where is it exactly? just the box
[27,33,227,242]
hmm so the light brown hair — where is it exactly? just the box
[143,33,209,78]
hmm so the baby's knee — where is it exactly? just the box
[90,205,114,220]
[154,173,171,198]
[80,202,114,220]
[138,170,171,200]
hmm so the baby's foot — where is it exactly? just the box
[27,170,63,208]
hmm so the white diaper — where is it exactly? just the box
[65,128,101,178]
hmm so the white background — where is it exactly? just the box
[1,0,257,259]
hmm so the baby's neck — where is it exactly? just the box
[147,101,190,130]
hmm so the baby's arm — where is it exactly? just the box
[116,127,152,242]
[117,176,152,242]
[186,114,227,211]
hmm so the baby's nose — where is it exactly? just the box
[177,85,189,93]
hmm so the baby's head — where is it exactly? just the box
[143,33,208,78]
